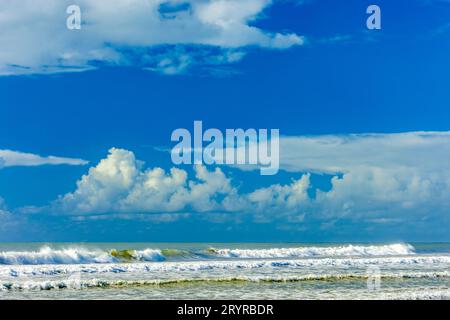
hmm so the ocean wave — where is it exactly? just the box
[2,255,449,277]
[0,247,116,265]
[0,247,165,265]
[209,244,415,259]
[1,271,449,292]
[0,243,416,265]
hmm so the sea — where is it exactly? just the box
[0,242,449,300]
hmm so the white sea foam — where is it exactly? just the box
[397,290,450,300]
[1,255,449,278]
[210,243,415,258]
[1,271,450,292]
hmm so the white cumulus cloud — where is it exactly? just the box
[0,0,304,75]
[51,147,310,216]
[48,132,450,227]
[53,148,238,214]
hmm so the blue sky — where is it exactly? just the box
[1,0,450,242]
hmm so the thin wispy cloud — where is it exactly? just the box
[0,150,88,168]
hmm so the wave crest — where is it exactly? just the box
[0,247,165,265]
[0,243,415,265]
[209,244,415,259]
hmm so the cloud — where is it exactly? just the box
[0,0,305,76]
[52,148,237,214]
[0,149,88,168]
[275,132,450,222]
[224,131,450,219]
[49,132,450,229]
[51,147,303,216]
[317,34,352,44]
[143,46,247,75]
[51,147,305,216]
[278,131,450,175]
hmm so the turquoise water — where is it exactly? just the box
[0,243,449,300]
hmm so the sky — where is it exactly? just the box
[1,0,450,242]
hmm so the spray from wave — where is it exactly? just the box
[208,243,415,259]
[0,247,165,265]
[0,243,415,265]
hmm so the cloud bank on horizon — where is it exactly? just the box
[34,131,450,229]
[0,0,304,76]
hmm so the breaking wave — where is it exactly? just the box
[0,243,415,265]
[2,255,449,278]
[0,247,165,265]
[209,243,415,259]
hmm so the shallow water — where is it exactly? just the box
[0,242,449,300]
